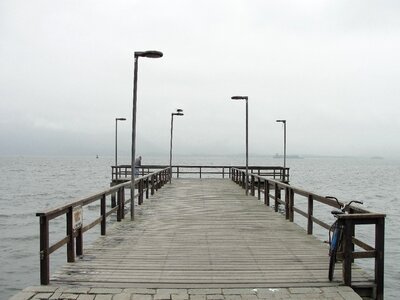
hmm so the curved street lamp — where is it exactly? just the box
[276,119,287,182]
[231,96,249,195]
[169,109,184,183]
[131,50,163,220]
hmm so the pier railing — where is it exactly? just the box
[112,165,289,181]
[36,167,170,285]
[231,167,385,300]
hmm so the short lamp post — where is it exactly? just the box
[130,50,163,220]
[115,118,126,168]
[169,109,184,183]
[231,96,249,195]
[276,119,287,182]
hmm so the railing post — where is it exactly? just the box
[121,186,125,219]
[307,195,313,234]
[111,191,116,208]
[222,167,225,179]
[285,187,290,220]
[274,183,280,212]
[264,180,270,206]
[257,177,261,200]
[117,188,122,222]
[66,207,75,262]
[39,215,50,285]
[101,194,106,235]
[375,217,385,300]
[76,227,83,257]
[139,180,143,205]
[177,166,180,178]
[342,218,353,286]
[151,175,155,195]
[250,175,255,196]
[289,188,294,222]
[159,171,163,187]
[146,178,149,199]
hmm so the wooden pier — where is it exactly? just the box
[13,166,385,300]
[52,179,369,288]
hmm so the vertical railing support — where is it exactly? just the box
[285,187,290,219]
[264,180,270,206]
[307,194,313,234]
[250,175,255,196]
[121,186,125,219]
[66,207,75,263]
[101,194,106,235]
[289,188,294,222]
[274,183,280,212]
[375,217,385,300]
[151,175,155,195]
[138,180,143,205]
[342,218,353,286]
[111,191,116,208]
[39,215,50,285]
[76,227,83,257]
[145,178,148,199]
[117,188,122,222]
[257,177,261,200]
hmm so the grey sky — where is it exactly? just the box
[1,0,400,158]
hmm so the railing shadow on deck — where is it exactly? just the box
[231,167,385,300]
[36,167,170,285]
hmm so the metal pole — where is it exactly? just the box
[130,56,139,220]
[115,119,118,168]
[169,113,174,183]
[245,98,248,195]
[283,121,286,181]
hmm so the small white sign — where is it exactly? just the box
[73,206,83,229]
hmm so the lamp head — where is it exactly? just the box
[135,50,163,58]
[231,96,248,100]
[172,108,184,116]
[116,118,127,121]
[276,119,286,123]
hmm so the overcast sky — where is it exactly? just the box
[1,0,400,158]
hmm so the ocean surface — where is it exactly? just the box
[0,155,399,299]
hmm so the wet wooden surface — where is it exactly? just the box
[52,179,370,288]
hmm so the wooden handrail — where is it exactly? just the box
[112,165,290,182]
[37,167,170,285]
[231,167,385,300]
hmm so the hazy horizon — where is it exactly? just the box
[2,1,400,158]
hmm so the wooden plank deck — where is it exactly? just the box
[51,179,370,289]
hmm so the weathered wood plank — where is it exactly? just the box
[51,179,372,288]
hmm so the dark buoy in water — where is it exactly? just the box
[96,155,99,159]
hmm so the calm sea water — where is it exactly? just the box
[0,155,399,299]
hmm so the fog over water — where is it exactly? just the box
[1,1,400,158]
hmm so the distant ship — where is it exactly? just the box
[273,153,303,159]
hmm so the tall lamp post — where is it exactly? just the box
[131,50,163,220]
[231,96,249,195]
[115,118,126,168]
[169,109,184,183]
[276,119,287,182]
